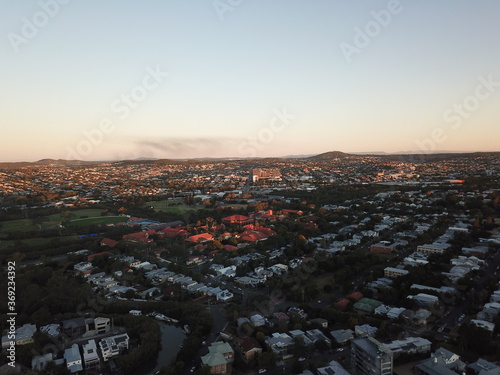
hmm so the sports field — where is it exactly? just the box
[0,208,127,232]
[147,199,200,215]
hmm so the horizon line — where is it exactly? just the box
[1,149,500,164]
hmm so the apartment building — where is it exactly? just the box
[351,337,393,375]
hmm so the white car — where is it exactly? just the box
[258,369,267,374]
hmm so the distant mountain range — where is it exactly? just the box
[0,151,498,168]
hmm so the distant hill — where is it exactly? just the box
[1,151,499,168]
[0,159,100,169]
[372,151,500,163]
[306,151,352,161]
[303,150,500,163]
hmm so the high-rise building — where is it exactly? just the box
[351,337,393,375]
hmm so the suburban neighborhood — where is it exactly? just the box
[0,152,500,375]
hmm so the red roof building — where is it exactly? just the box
[334,298,351,311]
[186,233,214,243]
[370,243,396,254]
[123,230,155,243]
[100,238,118,248]
[234,337,263,361]
[346,291,364,302]
[239,231,269,242]
[157,227,189,239]
[222,215,254,226]
[223,245,238,252]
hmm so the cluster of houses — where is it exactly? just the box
[473,281,500,332]
[1,317,129,374]
[413,347,500,375]
[115,214,279,250]
[32,333,129,373]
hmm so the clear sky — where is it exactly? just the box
[1,0,499,161]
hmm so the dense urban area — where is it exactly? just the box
[1,151,500,375]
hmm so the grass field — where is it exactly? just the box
[147,199,200,215]
[45,209,104,221]
[0,209,124,232]
[0,219,39,232]
[67,216,128,227]
[147,199,247,214]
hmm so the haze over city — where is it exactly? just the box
[1,1,500,161]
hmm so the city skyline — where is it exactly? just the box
[1,1,500,162]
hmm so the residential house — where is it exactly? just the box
[330,329,354,345]
[408,294,439,308]
[233,337,262,361]
[64,344,83,373]
[306,329,331,346]
[63,318,86,338]
[1,324,37,347]
[414,347,466,375]
[386,337,432,355]
[82,340,100,369]
[371,243,396,254]
[99,333,129,362]
[265,333,294,360]
[217,290,234,302]
[201,341,234,375]
[354,298,383,314]
[39,324,60,337]
[384,267,409,279]
[84,317,111,337]
[317,361,351,375]
[250,314,266,327]
[354,325,377,338]
[467,358,500,375]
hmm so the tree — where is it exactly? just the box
[194,366,211,375]
[124,289,137,299]
[255,331,266,344]
[257,351,276,369]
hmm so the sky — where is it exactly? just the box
[1,0,500,162]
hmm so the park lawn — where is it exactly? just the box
[45,208,106,221]
[0,219,39,232]
[67,216,128,227]
[0,208,121,233]
[0,218,60,232]
[148,199,201,215]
